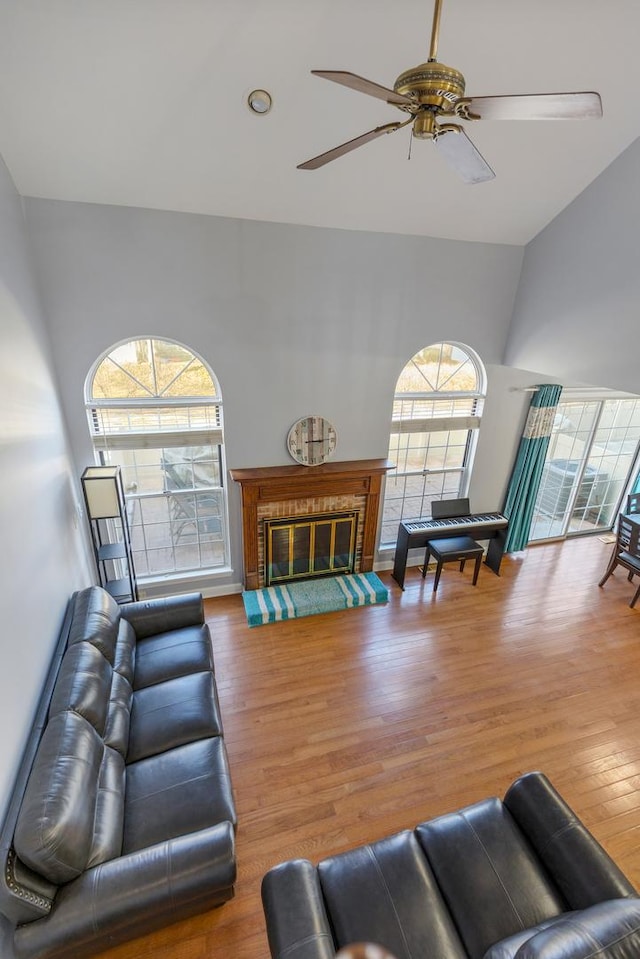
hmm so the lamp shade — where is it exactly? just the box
[81,466,122,519]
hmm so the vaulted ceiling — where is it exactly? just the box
[1,0,638,245]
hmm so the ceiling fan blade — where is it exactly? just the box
[459,91,603,121]
[311,70,414,106]
[433,127,495,184]
[297,121,406,170]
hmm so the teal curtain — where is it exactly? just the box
[503,384,563,553]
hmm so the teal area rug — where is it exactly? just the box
[242,572,388,627]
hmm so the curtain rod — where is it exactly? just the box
[512,385,639,399]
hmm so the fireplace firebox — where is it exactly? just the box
[265,511,357,586]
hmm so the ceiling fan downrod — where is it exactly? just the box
[429,0,444,61]
[394,0,465,114]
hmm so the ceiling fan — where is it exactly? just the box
[297,0,602,183]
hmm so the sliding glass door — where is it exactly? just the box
[529,396,640,542]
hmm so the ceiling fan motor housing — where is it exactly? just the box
[394,61,466,137]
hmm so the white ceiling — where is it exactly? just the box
[1,0,638,246]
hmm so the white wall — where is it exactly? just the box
[22,198,529,584]
[505,136,640,394]
[0,157,93,830]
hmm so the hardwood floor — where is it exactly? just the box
[98,535,640,959]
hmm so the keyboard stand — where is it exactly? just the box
[391,515,508,589]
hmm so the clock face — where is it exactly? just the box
[287,416,337,466]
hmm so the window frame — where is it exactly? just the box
[529,391,640,542]
[380,342,486,549]
[85,337,230,586]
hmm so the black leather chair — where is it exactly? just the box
[262,772,640,959]
[598,512,640,608]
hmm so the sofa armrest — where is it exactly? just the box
[120,592,204,638]
[13,822,235,959]
[504,772,637,909]
[500,899,640,959]
[262,859,336,959]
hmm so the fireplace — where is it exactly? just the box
[230,459,393,590]
[265,510,358,586]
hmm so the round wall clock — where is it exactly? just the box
[287,415,338,467]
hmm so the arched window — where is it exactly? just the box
[380,342,486,547]
[86,337,228,583]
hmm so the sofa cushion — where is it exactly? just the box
[86,745,125,868]
[104,670,133,756]
[511,899,640,958]
[133,624,214,689]
[13,712,104,884]
[317,831,468,959]
[123,736,236,853]
[68,587,120,664]
[48,642,112,735]
[127,671,223,763]
[416,797,566,959]
[113,618,136,685]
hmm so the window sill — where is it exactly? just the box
[137,567,241,599]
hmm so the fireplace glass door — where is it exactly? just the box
[265,512,357,586]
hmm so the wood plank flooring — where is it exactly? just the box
[97,535,640,959]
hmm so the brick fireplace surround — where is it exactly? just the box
[230,459,392,590]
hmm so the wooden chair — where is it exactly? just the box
[598,513,640,608]
[626,492,640,515]
[422,535,484,593]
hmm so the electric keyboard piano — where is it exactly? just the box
[392,511,508,589]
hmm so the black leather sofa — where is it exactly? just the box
[0,585,237,959]
[262,772,640,959]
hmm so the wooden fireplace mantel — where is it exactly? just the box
[230,459,393,590]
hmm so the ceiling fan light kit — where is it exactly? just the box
[297,0,602,183]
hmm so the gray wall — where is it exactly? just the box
[23,198,531,587]
[0,161,92,826]
[505,136,640,393]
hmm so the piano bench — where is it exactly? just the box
[422,535,484,593]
